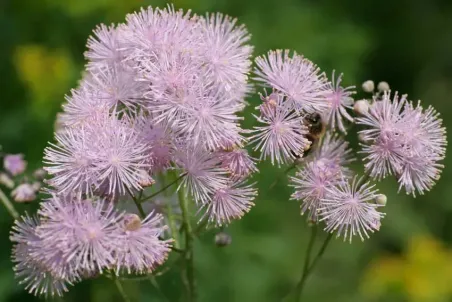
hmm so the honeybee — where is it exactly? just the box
[304,112,326,147]
[292,112,326,159]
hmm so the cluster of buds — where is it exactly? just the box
[0,152,45,203]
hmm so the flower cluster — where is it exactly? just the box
[251,50,356,165]
[44,5,257,224]
[357,91,447,196]
[12,5,259,297]
[250,50,446,242]
[10,195,170,296]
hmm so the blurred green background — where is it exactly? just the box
[1,0,452,301]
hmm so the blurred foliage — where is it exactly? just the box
[362,235,452,302]
[1,0,452,301]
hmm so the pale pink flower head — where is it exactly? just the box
[60,85,109,129]
[312,133,355,174]
[217,147,258,180]
[37,194,123,275]
[139,51,201,128]
[10,214,75,297]
[357,91,407,142]
[324,71,355,133]
[174,144,228,204]
[395,101,446,196]
[319,176,385,243]
[45,114,151,198]
[4,154,27,176]
[291,162,341,221]
[178,88,244,150]
[204,179,257,226]
[85,24,124,70]
[290,134,353,220]
[44,115,150,195]
[250,93,310,165]
[90,115,151,196]
[357,92,447,195]
[121,5,198,62]
[11,184,36,203]
[115,212,172,274]
[84,66,147,110]
[254,50,329,113]
[198,13,253,99]
[357,92,408,179]
[136,116,174,173]
[44,126,97,195]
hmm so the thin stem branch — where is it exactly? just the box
[178,188,196,302]
[114,279,131,302]
[0,187,19,219]
[293,225,318,301]
[193,219,209,237]
[148,276,170,302]
[269,163,297,190]
[140,173,186,203]
[170,246,184,253]
[305,233,333,275]
[159,174,181,249]
[127,188,146,218]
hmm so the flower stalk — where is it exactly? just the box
[0,187,19,219]
[178,187,196,302]
[114,278,131,302]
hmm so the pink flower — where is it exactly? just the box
[250,93,310,165]
[254,50,329,113]
[320,176,385,242]
[204,179,257,226]
[324,71,355,133]
[4,154,27,176]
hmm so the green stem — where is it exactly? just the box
[171,246,184,253]
[178,188,196,302]
[305,233,333,275]
[140,173,186,203]
[269,163,297,190]
[114,279,131,302]
[293,225,318,301]
[148,276,170,302]
[127,188,146,218]
[159,174,181,249]
[290,232,333,302]
[193,219,209,237]
[0,187,19,219]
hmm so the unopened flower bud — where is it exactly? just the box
[375,194,387,206]
[354,100,369,115]
[259,92,279,118]
[32,182,42,191]
[362,80,375,93]
[215,232,232,247]
[0,172,14,189]
[4,154,27,176]
[33,168,47,180]
[377,81,390,92]
[138,170,155,188]
[307,219,316,227]
[123,213,142,231]
[11,184,36,203]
